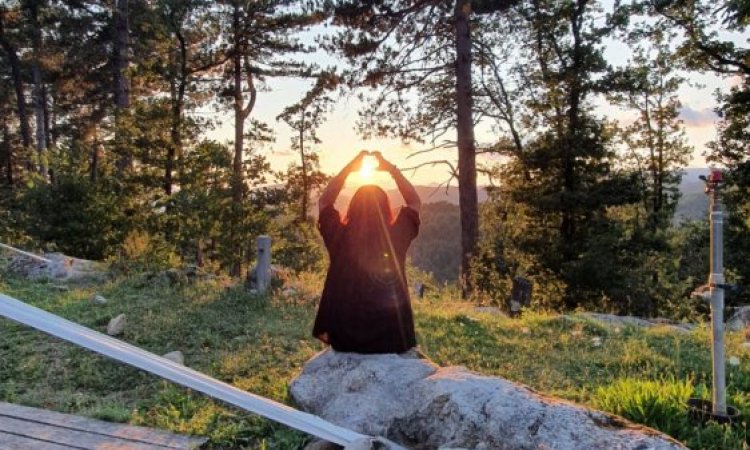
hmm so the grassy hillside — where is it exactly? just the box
[1,268,749,449]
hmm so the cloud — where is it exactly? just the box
[679,106,719,127]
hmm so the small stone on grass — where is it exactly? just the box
[106,314,126,336]
[162,351,185,365]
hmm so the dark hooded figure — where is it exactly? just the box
[313,151,422,354]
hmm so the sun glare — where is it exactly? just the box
[360,155,379,180]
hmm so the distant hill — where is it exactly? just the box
[324,172,707,222]
[334,185,488,212]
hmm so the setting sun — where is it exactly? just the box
[359,155,379,179]
[346,153,392,188]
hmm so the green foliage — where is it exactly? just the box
[110,230,181,275]
[0,186,30,246]
[271,220,327,273]
[21,176,127,260]
[594,377,693,435]
[594,377,750,448]
[708,82,750,306]
[409,202,462,284]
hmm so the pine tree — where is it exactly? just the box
[322,0,517,296]
[478,0,642,309]
[213,0,323,275]
[277,72,337,223]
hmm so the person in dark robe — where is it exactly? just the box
[313,150,422,354]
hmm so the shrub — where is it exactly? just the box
[21,176,126,260]
[110,230,180,275]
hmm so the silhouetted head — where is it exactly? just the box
[344,185,394,227]
[342,185,401,285]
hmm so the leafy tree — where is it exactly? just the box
[607,25,692,231]
[151,0,217,195]
[476,0,643,309]
[0,4,32,159]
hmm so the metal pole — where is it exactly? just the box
[708,176,727,416]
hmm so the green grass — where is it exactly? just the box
[1,271,750,449]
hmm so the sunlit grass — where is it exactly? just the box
[1,270,750,448]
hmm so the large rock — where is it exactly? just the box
[7,252,105,282]
[290,350,685,450]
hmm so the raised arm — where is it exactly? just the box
[374,152,422,213]
[318,151,367,213]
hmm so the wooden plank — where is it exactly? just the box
[0,415,183,450]
[0,431,80,450]
[0,402,206,449]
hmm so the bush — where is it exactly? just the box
[22,176,126,260]
[110,230,181,275]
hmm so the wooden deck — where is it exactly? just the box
[0,402,207,449]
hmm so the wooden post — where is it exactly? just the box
[256,235,272,293]
[508,277,532,318]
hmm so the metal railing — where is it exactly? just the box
[0,292,399,448]
[0,243,52,263]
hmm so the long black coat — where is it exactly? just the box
[312,205,420,354]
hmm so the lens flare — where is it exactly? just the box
[360,155,379,179]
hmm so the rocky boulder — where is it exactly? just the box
[290,350,685,450]
[7,253,105,282]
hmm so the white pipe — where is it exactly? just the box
[709,203,726,415]
[0,243,52,263]
[0,293,374,447]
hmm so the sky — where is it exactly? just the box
[205,15,745,189]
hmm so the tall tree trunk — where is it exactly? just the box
[166,30,188,195]
[32,65,47,178]
[299,109,309,223]
[561,0,585,257]
[29,3,47,180]
[43,84,52,148]
[454,0,479,298]
[2,120,12,187]
[90,137,100,182]
[0,10,31,152]
[80,108,106,183]
[231,3,245,277]
[231,9,243,276]
[561,0,587,309]
[114,0,130,109]
[114,0,131,174]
